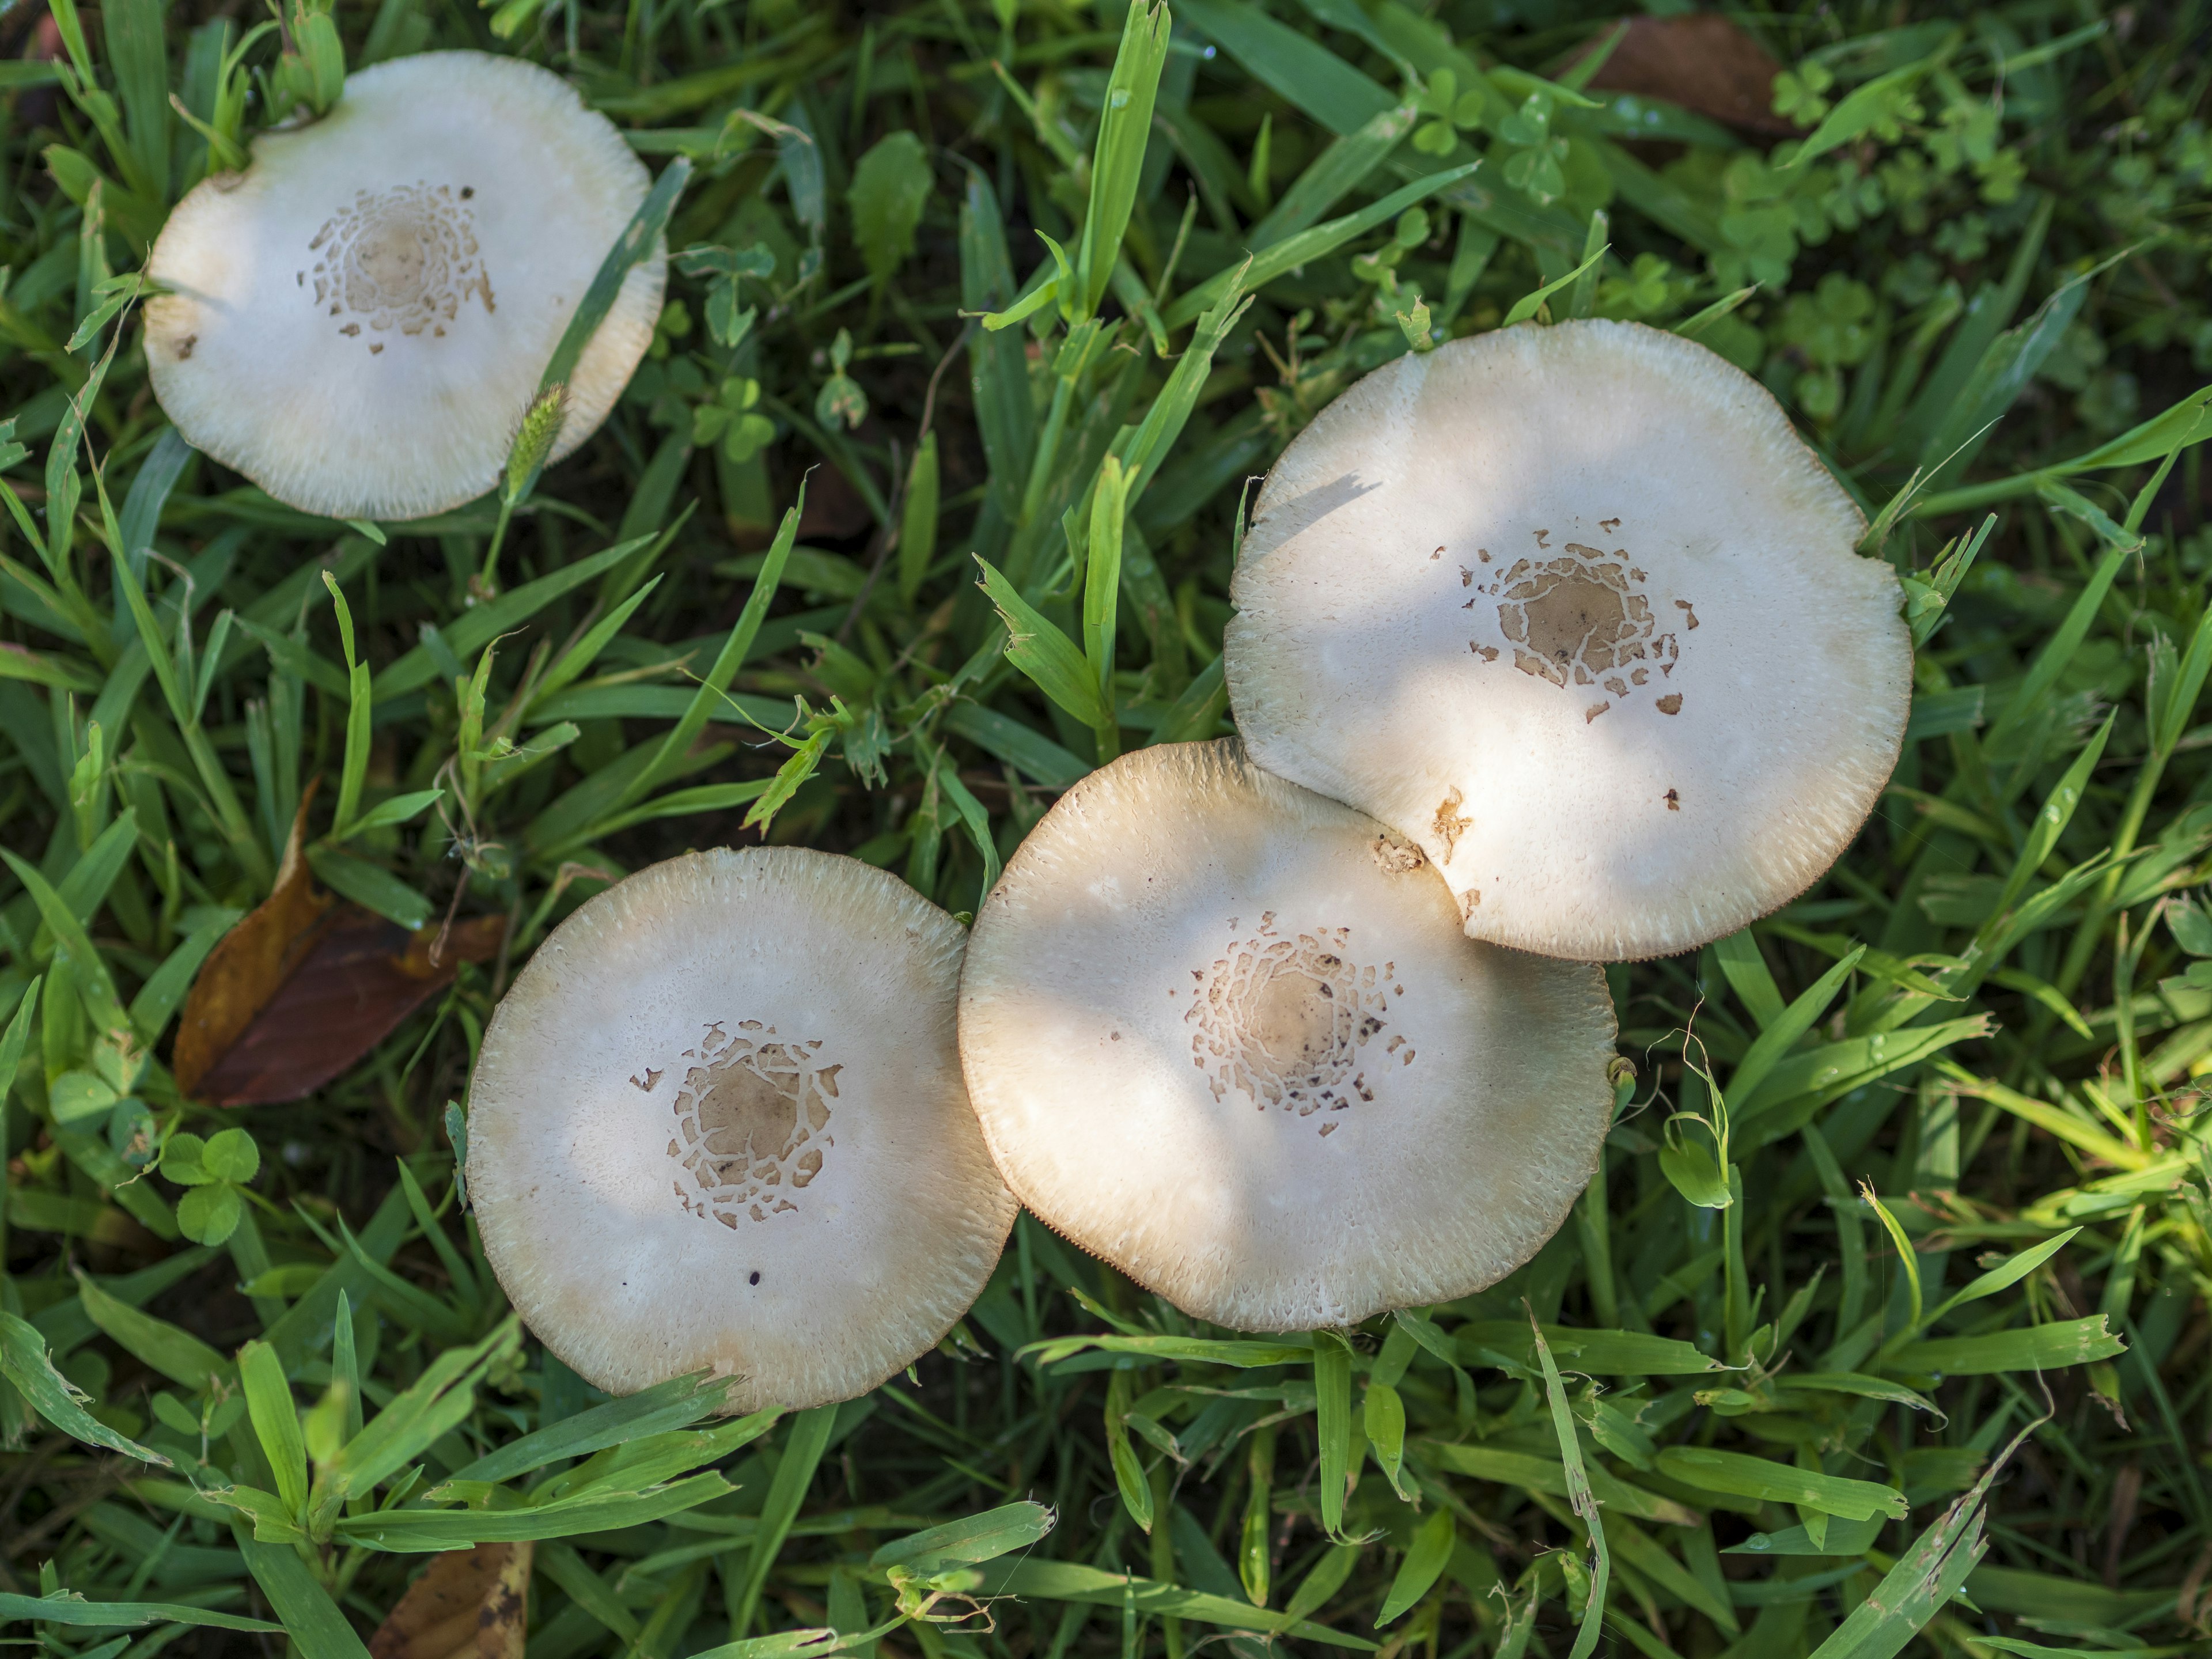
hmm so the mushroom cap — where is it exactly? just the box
[468,848,1017,1409]
[143,51,664,522]
[959,740,1616,1332]
[1225,320,1910,962]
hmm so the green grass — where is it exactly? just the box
[4,0,2212,1654]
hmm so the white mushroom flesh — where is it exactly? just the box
[469,847,1017,1410]
[145,51,664,522]
[1226,319,1911,962]
[960,740,1617,1332]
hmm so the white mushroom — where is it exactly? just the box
[144,51,664,521]
[958,740,1616,1332]
[1225,320,1910,962]
[467,849,1018,1410]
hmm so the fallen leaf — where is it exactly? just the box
[174,792,505,1107]
[1575,16,1794,138]
[369,1540,532,1659]
[190,908,504,1107]
[172,793,332,1099]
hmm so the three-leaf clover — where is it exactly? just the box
[1931,213,1991,263]
[694,377,778,463]
[160,1127,262,1246]
[1411,69,1487,157]
[1498,92,1569,205]
[1600,252,1677,318]
[1772,61,1834,127]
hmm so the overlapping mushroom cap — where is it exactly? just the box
[468,848,1018,1410]
[145,51,664,521]
[1225,320,1911,963]
[959,740,1617,1332]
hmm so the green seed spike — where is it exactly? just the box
[503,382,570,510]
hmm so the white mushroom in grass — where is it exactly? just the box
[958,740,1616,1333]
[145,51,664,522]
[467,849,1018,1410]
[1225,319,1911,963]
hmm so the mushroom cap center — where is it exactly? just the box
[665,1022,838,1226]
[305,183,493,346]
[1186,919,1407,1130]
[1484,541,1685,721]
[355,217,429,302]
[1249,961,1342,1070]
[1520,571,1631,668]
[696,1061,804,1166]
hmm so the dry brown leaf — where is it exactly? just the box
[188,908,505,1107]
[369,1541,532,1659]
[172,791,333,1098]
[1576,16,1795,137]
[173,787,505,1106]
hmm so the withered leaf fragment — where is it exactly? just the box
[173,797,503,1106]
[172,797,331,1099]
[1577,16,1794,137]
[369,1541,531,1659]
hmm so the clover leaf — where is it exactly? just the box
[160,1127,262,1246]
[695,377,778,463]
[1497,93,1569,204]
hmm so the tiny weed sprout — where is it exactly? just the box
[144,52,664,521]
[959,741,1616,1331]
[1226,320,1911,962]
[467,849,1016,1411]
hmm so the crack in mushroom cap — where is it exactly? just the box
[143,51,665,522]
[1225,320,1911,963]
[958,740,1617,1333]
[467,847,1017,1410]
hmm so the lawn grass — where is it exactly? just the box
[3,0,2211,1655]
